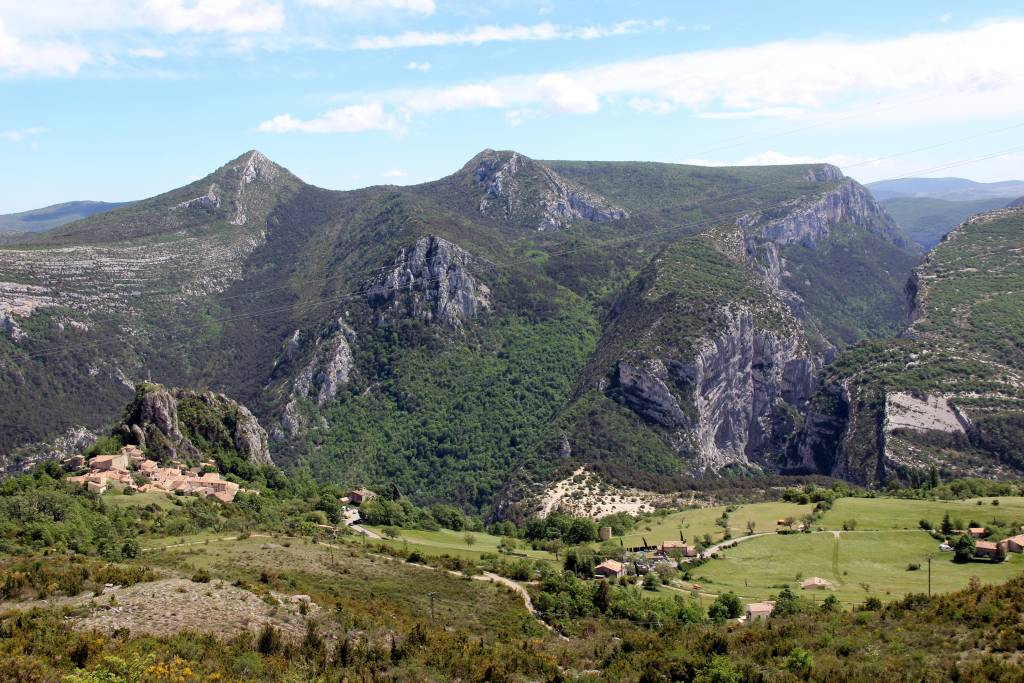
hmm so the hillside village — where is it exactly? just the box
[62,444,256,503]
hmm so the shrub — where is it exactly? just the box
[907,563,920,571]
[842,519,858,531]
[191,568,211,583]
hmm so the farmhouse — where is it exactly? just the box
[349,488,377,505]
[1003,535,1024,553]
[800,576,833,590]
[745,601,775,623]
[594,559,625,578]
[974,540,1000,559]
[659,540,697,557]
[968,527,986,539]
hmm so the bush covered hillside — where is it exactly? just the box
[790,206,1024,485]
[1,150,923,510]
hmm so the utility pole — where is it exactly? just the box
[427,592,438,624]
[927,554,933,597]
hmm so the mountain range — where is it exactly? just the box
[866,177,1024,201]
[1,150,1019,513]
[0,200,128,237]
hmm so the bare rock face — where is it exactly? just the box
[123,383,273,466]
[233,403,272,466]
[738,176,904,249]
[608,307,816,472]
[175,184,221,211]
[1,425,98,475]
[291,319,356,405]
[471,150,628,230]
[608,361,691,429]
[367,235,491,328]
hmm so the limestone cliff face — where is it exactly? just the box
[608,306,815,471]
[470,150,628,230]
[366,235,491,328]
[271,319,358,438]
[738,174,905,250]
[122,384,273,466]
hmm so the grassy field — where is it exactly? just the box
[817,496,1024,532]
[616,501,814,548]
[695,529,1022,605]
[139,532,543,638]
[101,489,177,510]
[364,526,558,562]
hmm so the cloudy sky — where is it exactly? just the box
[1,0,1023,212]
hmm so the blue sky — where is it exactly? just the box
[1,0,1024,213]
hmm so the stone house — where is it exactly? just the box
[594,559,625,578]
[745,601,775,622]
[349,488,377,505]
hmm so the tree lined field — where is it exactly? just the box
[816,496,1024,532]
[696,529,1021,604]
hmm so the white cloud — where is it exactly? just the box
[535,73,599,114]
[129,47,167,59]
[352,19,657,49]
[263,20,1024,134]
[0,126,46,142]
[0,18,89,76]
[406,60,431,71]
[300,0,434,14]
[939,12,952,23]
[143,0,284,34]
[0,0,284,36]
[383,169,409,177]
[257,101,398,133]
[402,84,505,113]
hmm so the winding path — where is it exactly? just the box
[698,532,773,559]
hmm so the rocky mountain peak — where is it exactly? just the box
[463,148,628,230]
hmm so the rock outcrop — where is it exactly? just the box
[122,384,273,466]
[470,150,628,230]
[738,176,905,249]
[607,306,815,471]
[366,235,491,327]
[291,319,356,406]
[0,426,98,475]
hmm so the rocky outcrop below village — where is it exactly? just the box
[366,235,491,328]
[121,383,273,466]
[607,306,816,471]
[470,149,628,230]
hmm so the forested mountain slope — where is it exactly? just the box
[0,150,921,510]
[789,206,1024,485]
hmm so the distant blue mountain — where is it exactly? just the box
[866,177,1024,201]
[0,200,129,234]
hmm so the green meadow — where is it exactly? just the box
[615,501,814,548]
[816,496,1024,532]
[695,529,1023,604]
[364,526,558,562]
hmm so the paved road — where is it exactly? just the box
[698,532,773,559]
[343,508,381,539]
